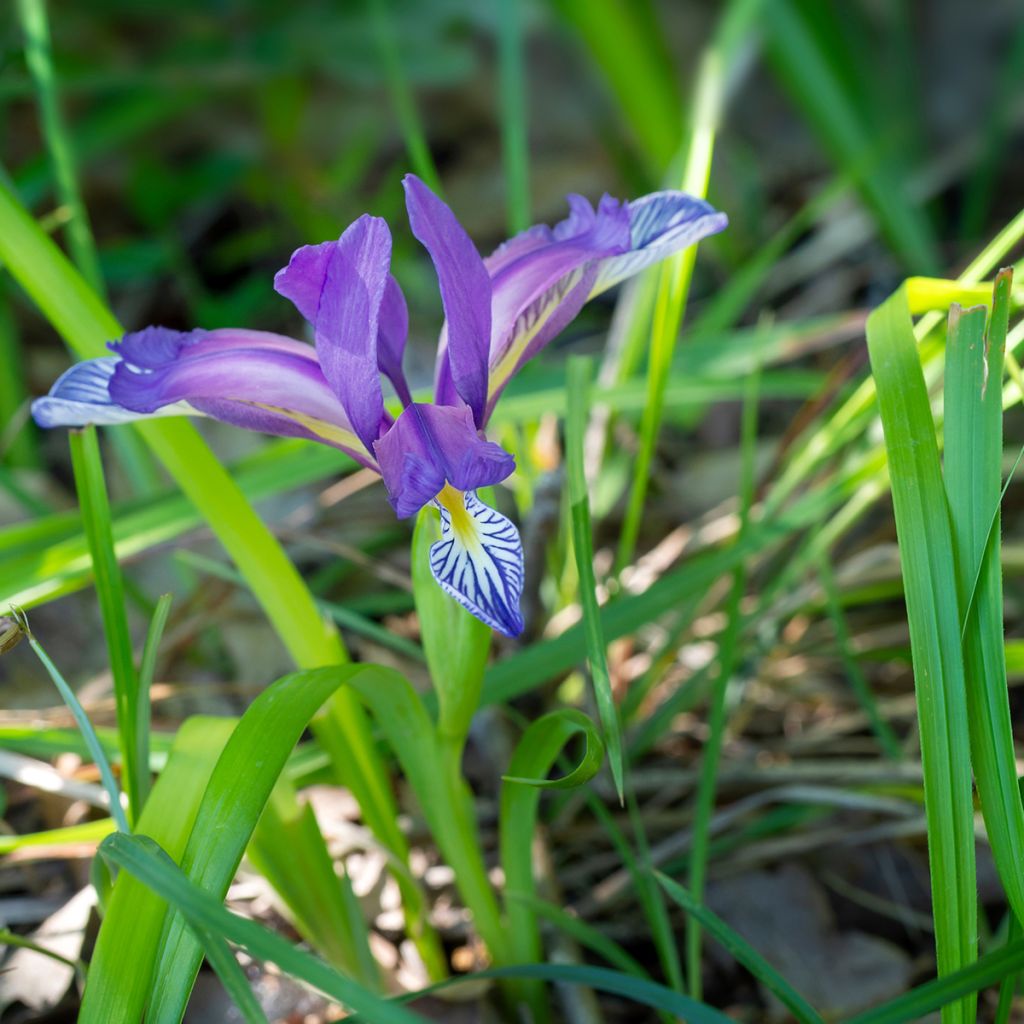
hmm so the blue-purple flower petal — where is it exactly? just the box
[373,403,514,519]
[430,489,524,637]
[274,216,392,454]
[404,175,491,427]
[378,275,413,406]
[31,357,190,428]
[108,326,371,463]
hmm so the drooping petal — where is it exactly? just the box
[430,487,524,637]
[274,216,392,454]
[373,403,514,519]
[404,174,491,427]
[378,275,413,406]
[31,357,192,428]
[442,190,726,420]
[587,191,728,297]
[106,326,372,465]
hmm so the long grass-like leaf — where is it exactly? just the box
[943,271,1024,926]
[99,832,428,1024]
[866,284,977,1022]
[68,426,142,818]
[566,357,623,800]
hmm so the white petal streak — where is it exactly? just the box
[429,489,524,637]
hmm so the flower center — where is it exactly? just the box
[435,483,477,547]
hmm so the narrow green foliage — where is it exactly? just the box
[412,511,491,743]
[368,0,443,194]
[866,284,977,1022]
[565,357,624,801]
[249,782,381,988]
[135,593,172,811]
[497,0,530,233]
[69,426,143,818]
[500,710,604,959]
[16,0,104,293]
[99,832,429,1024]
[615,46,720,571]
[193,928,270,1024]
[844,935,1024,1024]
[944,271,1024,925]
[11,609,129,834]
[762,0,938,272]
[818,552,903,759]
[994,915,1022,1024]
[656,872,825,1024]
[0,284,38,468]
[686,348,759,999]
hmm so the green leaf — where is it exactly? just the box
[499,707,606,1024]
[565,357,624,801]
[655,871,824,1024]
[866,283,977,1021]
[69,426,143,818]
[99,832,428,1024]
[943,270,1024,927]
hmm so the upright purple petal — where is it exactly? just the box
[404,175,491,427]
[373,403,514,519]
[275,216,392,455]
[108,326,372,465]
[378,275,413,406]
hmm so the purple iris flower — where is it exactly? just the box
[33,175,726,637]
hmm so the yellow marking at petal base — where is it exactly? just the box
[245,402,365,452]
[436,484,480,550]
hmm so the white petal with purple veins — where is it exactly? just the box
[429,488,524,637]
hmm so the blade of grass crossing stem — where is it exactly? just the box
[497,0,530,233]
[135,593,171,811]
[944,272,1024,924]
[138,667,447,1020]
[0,177,420,954]
[615,40,721,571]
[99,833,429,1024]
[11,610,129,834]
[656,872,825,1024]
[866,284,977,1022]
[68,426,143,819]
[193,928,269,1024]
[566,357,623,801]
[78,716,236,1021]
[817,551,903,759]
[368,0,442,194]
[248,780,380,989]
[686,353,759,1000]
[994,915,1022,1024]
[844,935,1024,1024]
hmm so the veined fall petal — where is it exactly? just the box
[430,486,525,638]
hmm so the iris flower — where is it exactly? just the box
[33,175,726,637]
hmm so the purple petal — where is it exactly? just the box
[378,275,413,406]
[275,216,393,454]
[373,403,514,519]
[430,488,524,637]
[108,326,372,464]
[404,175,490,427]
[444,190,726,420]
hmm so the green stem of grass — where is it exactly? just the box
[497,0,530,234]
[69,426,143,819]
